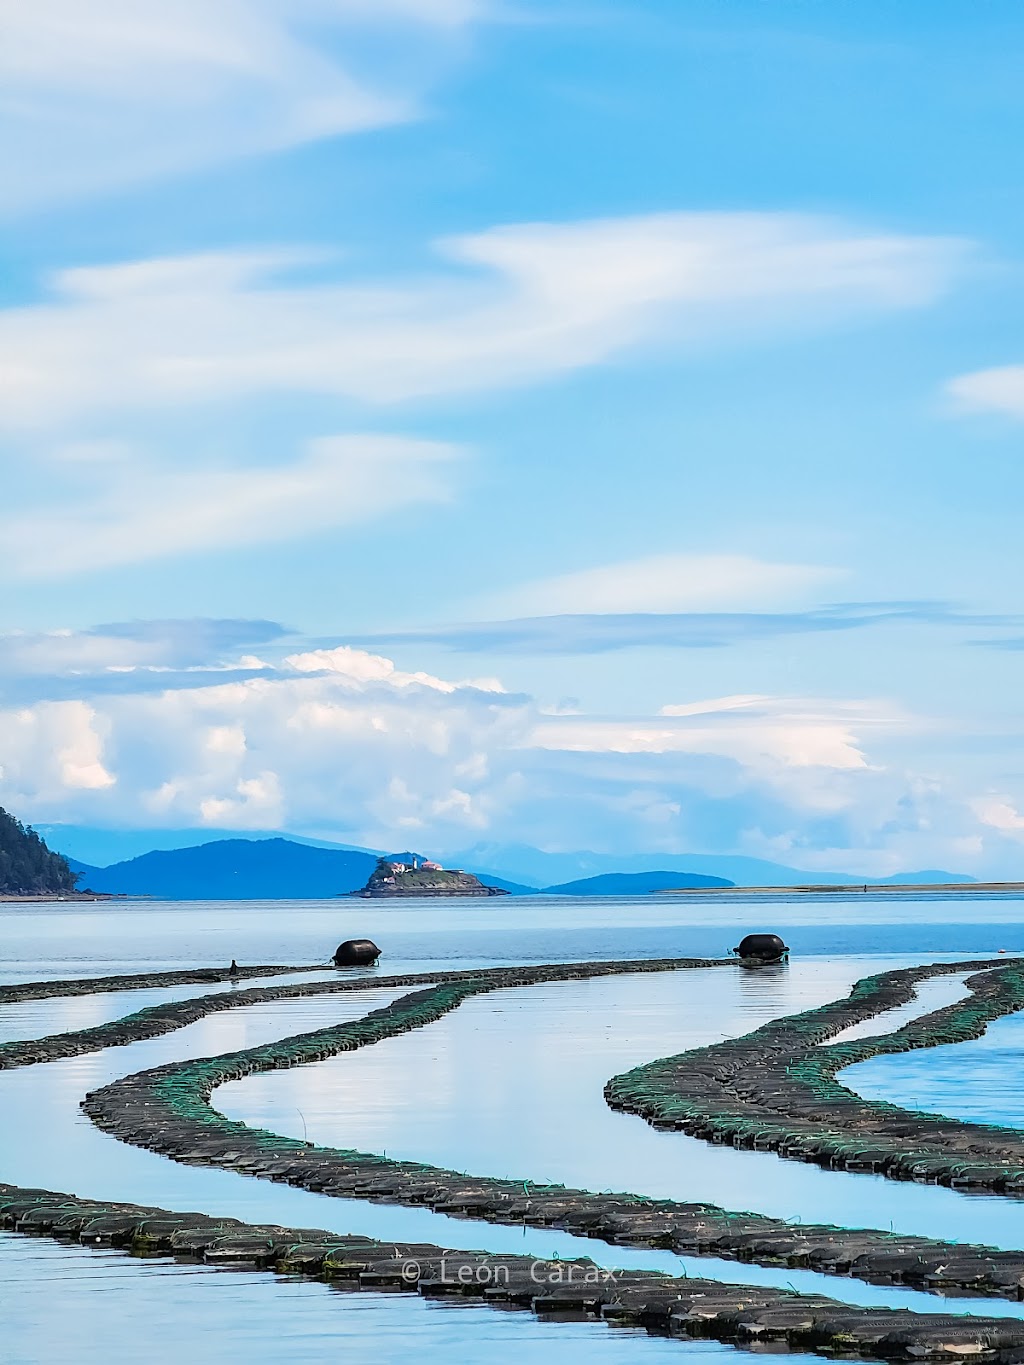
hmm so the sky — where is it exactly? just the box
[2,0,1024,875]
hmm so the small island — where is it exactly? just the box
[350,856,509,898]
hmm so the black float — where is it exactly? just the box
[77,954,1024,1305]
[333,938,381,966]
[732,932,789,962]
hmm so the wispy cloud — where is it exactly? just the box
[0,212,966,577]
[469,552,843,617]
[528,695,899,773]
[0,215,966,428]
[358,601,1019,655]
[0,433,457,576]
[947,364,1024,419]
[0,621,507,706]
[0,619,289,705]
[0,617,283,672]
[0,0,487,212]
[974,636,1024,651]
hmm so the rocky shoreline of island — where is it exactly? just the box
[0,891,117,903]
[347,856,508,898]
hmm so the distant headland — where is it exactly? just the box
[0,806,87,899]
[348,856,509,898]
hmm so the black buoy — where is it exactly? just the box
[732,933,789,962]
[333,938,381,967]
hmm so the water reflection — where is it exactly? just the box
[829,973,971,1046]
[4,893,1024,987]
[4,897,1024,1359]
[219,961,1024,1253]
[0,971,342,1045]
[733,957,792,1014]
[1,1234,717,1365]
[3,965,1020,1313]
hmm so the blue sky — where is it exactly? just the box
[3,0,1024,875]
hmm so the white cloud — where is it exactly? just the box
[0,0,485,212]
[43,656,527,838]
[1,621,1020,877]
[528,695,895,775]
[206,725,248,757]
[0,433,457,576]
[971,795,1024,837]
[947,365,1024,419]
[0,216,965,429]
[198,770,283,826]
[0,700,115,805]
[284,644,505,693]
[0,620,285,683]
[659,694,768,718]
[474,553,842,617]
[58,713,118,790]
[0,213,963,577]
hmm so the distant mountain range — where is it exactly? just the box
[67,839,377,900]
[38,824,375,868]
[66,839,533,900]
[53,826,976,900]
[542,871,733,895]
[443,842,976,891]
[66,842,735,899]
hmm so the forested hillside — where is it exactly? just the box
[0,808,78,895]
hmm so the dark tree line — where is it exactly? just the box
[0,807,77,895]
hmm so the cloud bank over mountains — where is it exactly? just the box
[2,617,1023,880]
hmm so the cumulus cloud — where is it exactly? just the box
[0,215,966,429]
[0,700,115,808]
[3,655,528,840]
[0,0,486,212]
[947,365,1024,419]
[971,795,1024,838]
[0,618,1019,877]
[284,644,504,693]
[0,433,457,577]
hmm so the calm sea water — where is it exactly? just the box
[1,892,1023,1363]
[847,1008,1024,1127]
